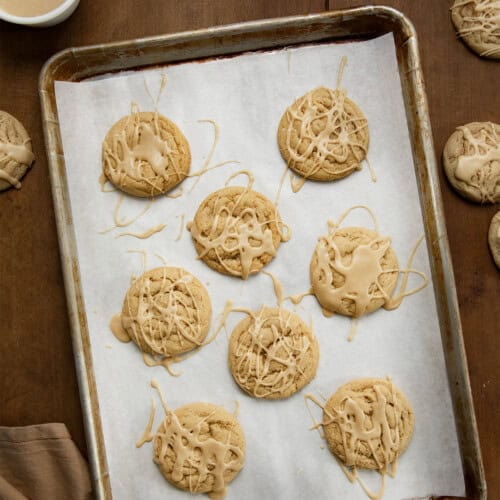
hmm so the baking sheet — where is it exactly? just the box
[54,33,465,499]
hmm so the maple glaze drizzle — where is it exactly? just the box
[454,122,500,202]
[188,170,289,279]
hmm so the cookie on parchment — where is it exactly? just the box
[488,210,500,268]
[228,307,319,399]
[153,402,245,499]
[443,121,500,203]
[0,110,35,192]
[102,111,191,197]
[277,86,369,181]
[451,0,500,59]
[310,226,399,317]
[188,186,287,279]
[323,378,414,470]
[121,266,211,357]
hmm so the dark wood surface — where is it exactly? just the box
[0,0,498,497]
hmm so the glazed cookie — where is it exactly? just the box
[102,111,191,197]
[443,121,500,203]
[277,86,369,181]
[310,226,399,317]
[153,402,245,499]
[0,110,35,191]
[188,186,288,279]
[323,378,414,470]
[228,307,319,399]
[121,266,211,357]
[488,210,500,268]
[451,0,500,59]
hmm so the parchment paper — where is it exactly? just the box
[54,33,466,499]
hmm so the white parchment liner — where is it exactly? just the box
[55,33,465,499]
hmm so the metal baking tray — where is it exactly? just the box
[39,6,486,499]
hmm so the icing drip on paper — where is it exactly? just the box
[188,171,289,279]
[136,397,156,447]
[109,313,131,343]
[175,214,185,241]
[116,223,166,239]
[453,0,500,57]
[232,307,314,398]
[188,119,240,192]
[99,194,154,234]
[312,205,428,322]
[305,379,405,500]
[454,122,500,202]
[148,381,245,500]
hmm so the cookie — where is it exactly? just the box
[188,186,287,279]
[323,378,414,470]
[451,0,500,59]
[310,226,399,317]
[277,86,369,181]
[228,307,319,399]
[488,210,500,268]
[0,110,35,191]
[102,111,190,197]
[443,121,500,203]
[153,402,245,499]
[121,266,211,357]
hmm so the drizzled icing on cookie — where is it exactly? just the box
[231,307,315,398]
[305,378,412,500]
[278,56,371,190]
[454,122,500,202]
[122,268,207,356]
[311,206,428,325]
[103,111,187,196]
[453,0,500,57]
[137,380,245,500]
[188,170,290,279]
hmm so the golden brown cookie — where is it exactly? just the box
[0,110,35,191]
[277,86,369,181]
[102,111,190,197]
[443,121,500,203]
[488,210,500,268]
[451,0,500,59]
[323,378,414,470]
[153,402,245,499]
[310,226,399,317]
[121,266,211,357]
[188,186,288,279]
[228,307,319,399]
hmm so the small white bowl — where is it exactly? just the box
[0,0,80,27]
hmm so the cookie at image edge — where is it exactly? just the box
[121,266,211,357]
[451,0,500,59]
[228,307,320,399]
[443,121,500,204]
[153,402,245,498]
[0,110,35,192]
[488,210,500,269]
[323,378,414,470]
[102,111,191,197]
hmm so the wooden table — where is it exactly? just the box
[0,0,498,497]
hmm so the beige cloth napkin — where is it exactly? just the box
[0,423,92,500]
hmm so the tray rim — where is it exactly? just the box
[39,6,486,499]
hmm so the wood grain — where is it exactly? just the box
[0,0,498,497]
